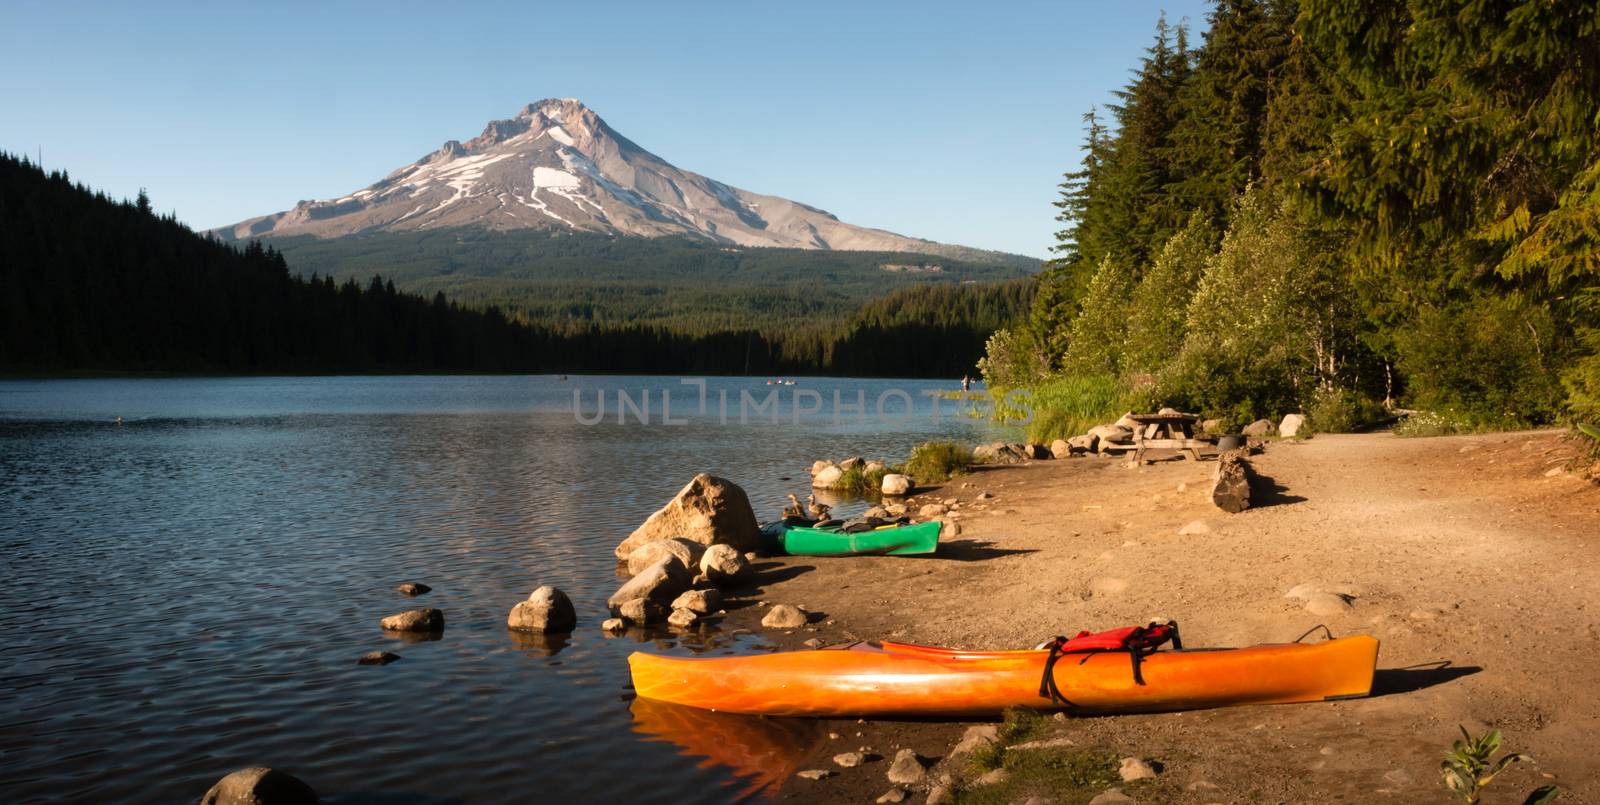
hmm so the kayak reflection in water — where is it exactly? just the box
[629,696,826,799]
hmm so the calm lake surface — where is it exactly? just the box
[0,375,1010,803]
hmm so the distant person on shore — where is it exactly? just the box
[961,375,971,392]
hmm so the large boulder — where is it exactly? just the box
[624,538,704,576]
[812,465,844,489]
[1068,433,1098,453]
[839,457,865,471]
[201,767,318,805]
[809,459,833,477]
[1024,444,1051,460]
[614,474,761,559]
[1280,413,1306,438]
[863,460,886,475]
[1050,439,1072,459]
[699,543,751,584]
[1211,450,1253,513]
[881,473,913,496]
[380,608,443,632]
[607,557,691,610]
[1242,419,1274,437]
[507,585,576,633]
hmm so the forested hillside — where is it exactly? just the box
[987,0,1600,435]
[0,154,1027,376]
[264,227,1033,331]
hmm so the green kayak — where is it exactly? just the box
[782,521,942,556]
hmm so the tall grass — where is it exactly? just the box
[832,464,892,496]
[904,441,972,483]
[999,374,1126,442]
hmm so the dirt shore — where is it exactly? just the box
[714,429,1600,803]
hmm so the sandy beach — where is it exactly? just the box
[721,429,1600,803]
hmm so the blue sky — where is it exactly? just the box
[1,1,1212,258]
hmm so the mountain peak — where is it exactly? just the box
[214,100,1003,260]
[517,97,588,119]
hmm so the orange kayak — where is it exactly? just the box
[628,636,1378,717]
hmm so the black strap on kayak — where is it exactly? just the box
[1293,624,1334,643]
[1037,636,1078,708]
[1037,620,1184,705]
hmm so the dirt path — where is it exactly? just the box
[718,429,1600,803]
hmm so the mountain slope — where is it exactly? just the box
[217,98,1027,265]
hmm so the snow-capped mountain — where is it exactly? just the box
[218,99,972,255]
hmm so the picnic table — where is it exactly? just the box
[1129,411,1205,464]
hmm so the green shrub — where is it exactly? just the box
[977,327,1050,389]
[1123,213,1216,375]
[1394,294,1562,425]
[903,441,972,483]
[1306,386,1386,433]
[1061,255,1136,375]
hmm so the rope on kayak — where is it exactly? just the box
[1037,621,1183,707]
[1293,624,1335,643]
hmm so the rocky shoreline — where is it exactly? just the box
[199,422,1599,803]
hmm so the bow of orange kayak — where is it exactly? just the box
[628,636,1378,718]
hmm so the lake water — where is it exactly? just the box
[0,376,1010,803]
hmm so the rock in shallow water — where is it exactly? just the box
[608,557,691,610]
[507,585,576,633]
[811,465,843,489]
[380,608,443,632]
[625,538,704,576]
[600,618,627,633]
[670,588,721,614]
[200,767,318,805]
[356,651,400,666]
[394,582,430,596]
[880,473,913,496]
[614,473,761,559]
[618,597,666,625]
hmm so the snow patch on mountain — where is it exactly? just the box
[532,166,581,189]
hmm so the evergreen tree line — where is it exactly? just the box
[0,153,1030,377]
[992,0,1600,431]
